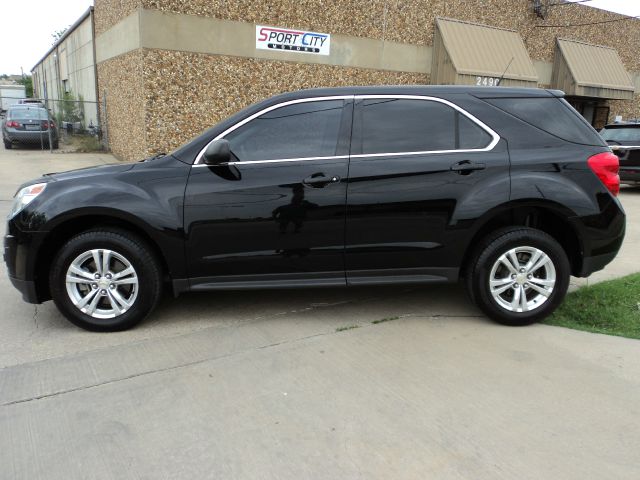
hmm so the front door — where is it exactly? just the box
[184,97,353,288]
[345,95,510,285]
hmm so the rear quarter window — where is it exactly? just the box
[483,97,605,146]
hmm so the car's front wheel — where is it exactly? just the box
[466,227,570,326]
[50,229,162,331]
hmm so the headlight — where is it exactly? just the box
[9,183,47,219]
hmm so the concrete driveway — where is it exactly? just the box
[1,146,639,479]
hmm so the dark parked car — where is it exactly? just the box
[600,122,640,186]
[5,86,625,331]
[2,106,58,149]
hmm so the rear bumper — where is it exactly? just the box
[4,129,57,144]
[576,250,620,277]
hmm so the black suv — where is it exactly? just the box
[5,86,625,331]
[600,122,640,186]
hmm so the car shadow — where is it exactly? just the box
[148,283,485,330]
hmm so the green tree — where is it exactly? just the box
[51,28,68,45]
[17,75,33,98]
[57,91,82,125]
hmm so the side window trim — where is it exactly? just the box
[350,95,500,159]
[194,95,354,166]
[193,94,500,166]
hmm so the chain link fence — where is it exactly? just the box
[1,95,108,152]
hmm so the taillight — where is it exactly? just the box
[5,120,20,128]
[588,152,620,196]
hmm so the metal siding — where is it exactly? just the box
[553,38,634,99]
[432,17,538,88]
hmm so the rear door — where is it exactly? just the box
[345,95,510,285]
[184,97,353,288]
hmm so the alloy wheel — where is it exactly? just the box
[488,246,556,313]
[65,249,139,319]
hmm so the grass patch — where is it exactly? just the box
[336,325,360,332]
[372,316,400,324]
[544,273,640,340]
[62,135,103,152]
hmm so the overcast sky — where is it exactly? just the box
[0,0,639,75]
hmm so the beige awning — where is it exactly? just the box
[552,38,634,100]
[431,17,538,88]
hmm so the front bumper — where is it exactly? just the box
[8,274,39,303]
[4,226,48,304]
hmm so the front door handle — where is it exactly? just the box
[450,160,486,174]
[303,173,340,188]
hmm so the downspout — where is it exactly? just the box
[90,7,101,132]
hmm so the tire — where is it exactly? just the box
[52,141,59,150]
[50,229,162,331]
[3,139,11,149]
[465,227,570,326]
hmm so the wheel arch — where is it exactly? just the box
[460,199,583,279]
[33,210,173,302]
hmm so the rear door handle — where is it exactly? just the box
[450,160,486,174]
[303,173,340,188]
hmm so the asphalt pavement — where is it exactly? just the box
[1,145,639,480]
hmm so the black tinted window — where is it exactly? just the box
[226,100,344,161]
[485,97,605,146]
[458,114,492,149]
[360,99,456,154]
[600,126,640,143]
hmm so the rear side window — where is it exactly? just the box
[458,114,492,149]
[484,97,605,146]
[600,127,640,143]
[357,98,492,155]
[225,100,344,161]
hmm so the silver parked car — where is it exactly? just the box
[2,106,58,149]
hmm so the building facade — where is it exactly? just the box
[31,8,99,130]
[55,1,640,160]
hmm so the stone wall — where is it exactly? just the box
[94,0,141,35]
[94,0,640,159]
[97,49,147,160]
[142,49,428,155]
[610,95,640,123]
[142,0,640,70]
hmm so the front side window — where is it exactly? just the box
[358,98,491,155]
[225,100,344,161]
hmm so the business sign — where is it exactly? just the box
[256,25,331,56]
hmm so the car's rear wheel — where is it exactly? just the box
[466,227,570,326]
[50,229,162,331]
[3,139,11,149]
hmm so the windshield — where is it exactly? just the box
[8,108,49,120]
[600,126,640,143]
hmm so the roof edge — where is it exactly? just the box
[435,16,519,34]
[31,6,93,72]
[556,37,620,52]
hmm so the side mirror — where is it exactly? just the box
[203,139,231,165]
